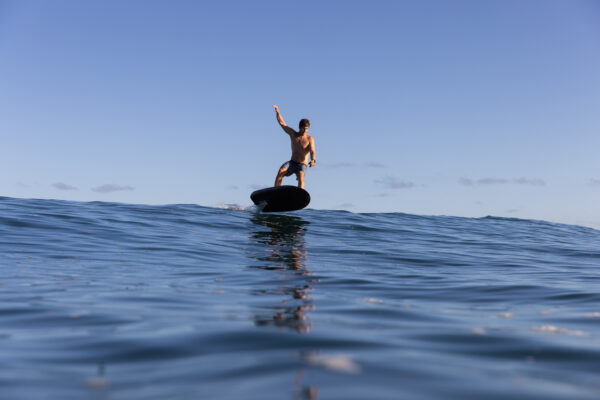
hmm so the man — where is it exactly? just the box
[272,105,316,189]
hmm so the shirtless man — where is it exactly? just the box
[273,105,316,189]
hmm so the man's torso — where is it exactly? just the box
[290,133,312,165]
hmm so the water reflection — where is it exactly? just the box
[249,214,316,334]
[248,213,319,399]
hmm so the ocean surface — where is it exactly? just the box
[1,196,599,400]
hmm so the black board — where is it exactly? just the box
[250,186,311,212]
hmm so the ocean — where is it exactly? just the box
[1,196,599,399]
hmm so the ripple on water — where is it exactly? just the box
[0,197,599,399]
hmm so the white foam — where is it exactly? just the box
[306,353,361,374]
[215,203,256,212]
[256,201,267,213]
[531,325,585,336]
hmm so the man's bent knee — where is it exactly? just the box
[277,169,287,179]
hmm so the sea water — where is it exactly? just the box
[0,196,599,399]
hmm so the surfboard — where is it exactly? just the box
[250,186,311,212]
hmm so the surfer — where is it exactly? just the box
[272,105,316,189]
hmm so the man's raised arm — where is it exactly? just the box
[273,105,296,135]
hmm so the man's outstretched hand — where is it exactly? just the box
[273,105,279,111]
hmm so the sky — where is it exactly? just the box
[1,0,599,228]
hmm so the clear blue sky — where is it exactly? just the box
[1,0,599,228]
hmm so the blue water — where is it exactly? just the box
[1,196,599,399]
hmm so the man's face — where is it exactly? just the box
[300,125,309,134]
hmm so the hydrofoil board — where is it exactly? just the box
[250,186,310,212]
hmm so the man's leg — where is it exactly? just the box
[274,167,287,187]
[297,171,305,189]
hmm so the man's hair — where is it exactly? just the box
[299,119,310,130]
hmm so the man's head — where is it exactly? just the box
[299,118,310,133]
